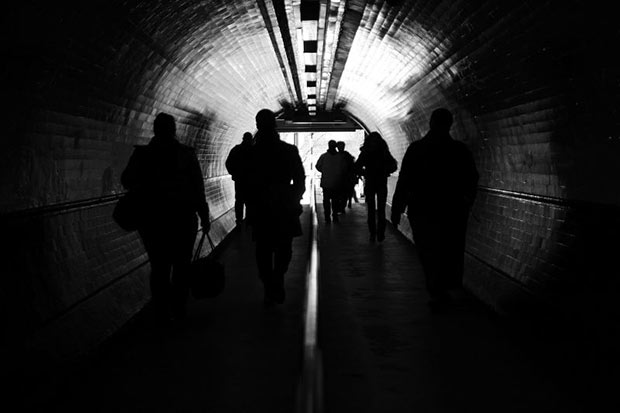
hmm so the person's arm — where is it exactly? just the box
[291,146,306,203]
[225,146,237,179]
[189,149,211,232]
[315,153,324,173]
[353,152,366,177]
[121,146,146,191]
[390,145,414,225]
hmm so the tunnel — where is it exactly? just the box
[2,0,619,410]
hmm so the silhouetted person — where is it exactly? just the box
[391,108,478,311]
[121,113,210,321]
[316,140,346,223]
[336,141,356,211]
[226,131,253,225]
[354,132,397,242]
[246,109,306,306]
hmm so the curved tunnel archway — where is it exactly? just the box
[2,0,619,374]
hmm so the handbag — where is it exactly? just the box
[112,192,142,231]
[190,232,225,299]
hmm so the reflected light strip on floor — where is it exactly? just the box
[298,177,323,413]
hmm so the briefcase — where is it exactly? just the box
[190,233,225,299]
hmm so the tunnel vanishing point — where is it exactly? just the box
[1,0,619,393]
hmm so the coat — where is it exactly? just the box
[246,131,306,241]
[225,141,253,182]
[121,136,210,228]
[392,130,478,218]
[316,150,346,190]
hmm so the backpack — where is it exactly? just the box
[385,152,398,175]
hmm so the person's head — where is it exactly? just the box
[328,140,337,151]
[242,132,253,143]
[153,112,176,139]
[429,108,453,133]
[255,109,276,131]
[364,131,385,150]
[336,141,345,151]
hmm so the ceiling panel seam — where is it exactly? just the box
[257,0,298,104]
[271,0,304,103]
[325,1,365,110]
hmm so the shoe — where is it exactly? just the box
[377,233,385,242]
[369,233,376,242]
[333,215,339,223]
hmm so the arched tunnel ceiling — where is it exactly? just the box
[2,0,619,211]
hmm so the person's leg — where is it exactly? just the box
[322,188,332,222]
[140,228,173,318]
[272,237,293,303]
[331,189,340,221]
[440,209,469,291]
[337,186,346,213]
[376,183,388,241]
[170,221,197,319]
[410,215,445,307]
[256,241,273,283]
[234,181,244,223]
[256,240,277,303]
[365,185,377,240]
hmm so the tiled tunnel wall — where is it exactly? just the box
[1,0,619,381]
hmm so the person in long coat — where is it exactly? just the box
[391,108,478,311]
[354,132,397,242]
[246,109,306,306]
[225,132,253,225]
[121,112,210,320]
[316,140,346,223]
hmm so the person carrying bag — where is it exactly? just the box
[190,232,225,299]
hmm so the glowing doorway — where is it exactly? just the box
[280,129,366,205]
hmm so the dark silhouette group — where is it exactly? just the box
[315,139,360,224]
[121,107,478,318]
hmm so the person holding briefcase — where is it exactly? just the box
[121,112,210,321]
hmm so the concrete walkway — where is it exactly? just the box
[44,209,312,413]
[31,200,605,412]
[316,201,591,413]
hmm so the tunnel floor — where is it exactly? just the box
[31,199,601,412]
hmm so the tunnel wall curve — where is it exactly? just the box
[336,0,620,335]
[0,1,292,379]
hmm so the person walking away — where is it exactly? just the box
[226,132,253,225]
[121,112,210,321]
[245,109,306,307]
[316,140,346,223]
[336,141,356,211]
[354,132,397,242]
[391,108,479,311]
